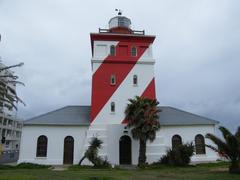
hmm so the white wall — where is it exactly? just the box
[18,125,88,165]
[146,124,219,163]
[107,124,139,165]
[98,124,218,165]
[18,124,218,165]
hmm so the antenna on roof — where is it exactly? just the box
[115,9,122,16]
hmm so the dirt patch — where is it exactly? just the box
[210,167,228,172]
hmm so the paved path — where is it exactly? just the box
[52,165,70,171]
[117,165,137,170]
[0,162,17,166]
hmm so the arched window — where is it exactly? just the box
[36,135,47,157]
[131,47,137,56]
[110,45,116,56]
[172,135,182,150]
[133,75,138,85]
[195,134,206,154]
[111,102,115,112]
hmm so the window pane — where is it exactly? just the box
[131,47,137,56]
[110,45,115,56]
[36,135,47,157]
[195,134,206,154]
[111,102,115,112]
[172,135,182,150]
[133,75,138,85]
[110,75,116,85]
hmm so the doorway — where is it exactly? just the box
[119,135,132,165]
[63,136,74,164]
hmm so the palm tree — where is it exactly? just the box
[79,137,103,165]
[0,62,25,110]
[206,126,240,174]
[125,96,160,166]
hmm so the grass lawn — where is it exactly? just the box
[0,162,239,180]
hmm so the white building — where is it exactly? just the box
[18,14,219,165]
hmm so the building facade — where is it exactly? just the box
[18,15,219,165]
[0,113,22,151]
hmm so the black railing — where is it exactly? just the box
[98,28,145,35]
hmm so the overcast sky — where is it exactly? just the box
[0,0,240,132]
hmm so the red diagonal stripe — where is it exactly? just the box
[141,78,156,99]
[121,78,156,124]
[91,41,151,122]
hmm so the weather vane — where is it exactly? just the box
[115,9,122,16]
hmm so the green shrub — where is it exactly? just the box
[16,163,51,169]
[0,163,51,170]
[160,143,194,166]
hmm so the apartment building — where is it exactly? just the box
[0,113,22,151]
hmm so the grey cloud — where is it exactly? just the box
[0,0,240,132]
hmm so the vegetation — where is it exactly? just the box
[0,162,239,180]
[160,143,194,166]
[0,62,25,110]
[0,163,50,170]
[79,137,111,168]
[206,126,240,174]
[125,96,160,166]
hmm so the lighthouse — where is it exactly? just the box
[18,12,219,166]
[86,13,157,165]
[90,13,156,125]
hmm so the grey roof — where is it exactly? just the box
[24,106,90,125]
[24,105,218,126]
[159,106,219,125]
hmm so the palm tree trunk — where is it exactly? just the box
[78,155,86,165]
[229,160,240,174]
[138,139,147,166]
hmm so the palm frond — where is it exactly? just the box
[219,126,233,140]
[235,127,240,140]
[206,133,229,153]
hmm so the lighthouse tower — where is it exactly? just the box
[84,13,157,165]
[90,14,156,124]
